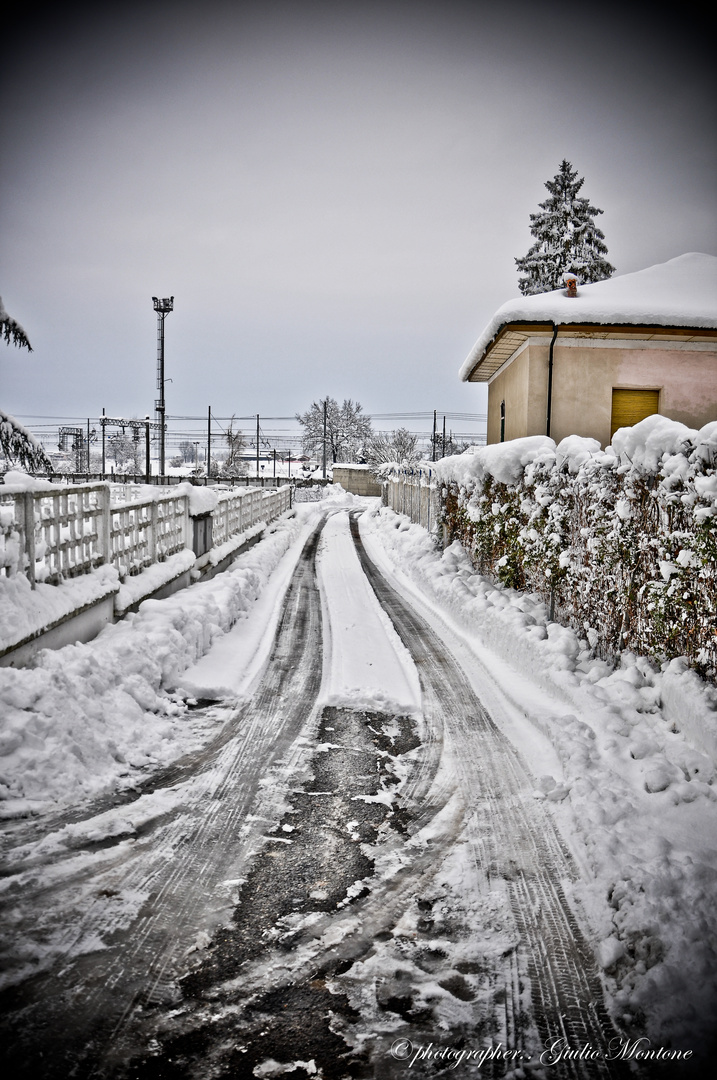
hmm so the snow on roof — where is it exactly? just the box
[460,252,717,382]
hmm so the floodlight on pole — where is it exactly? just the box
[152,295,174,475]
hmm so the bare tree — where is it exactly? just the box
[220,417,249,477]
[109,434,144,473]
[297,397,373,463]
[366,427,419,468]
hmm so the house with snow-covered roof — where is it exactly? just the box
[460,253,717,447]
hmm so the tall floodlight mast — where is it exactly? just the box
[152,295,174,475]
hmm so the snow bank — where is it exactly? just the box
[114,548,196,614]
[0,510,305,812]
[206,521,265,568]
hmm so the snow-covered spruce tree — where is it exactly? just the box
[1,297,52,474]
[515,160,615,295]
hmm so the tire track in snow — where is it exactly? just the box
[348,511,627,1077]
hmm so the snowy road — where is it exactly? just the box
[1,514,330,1072]
[1,499,711,1078]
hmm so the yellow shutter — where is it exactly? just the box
[610,388,660,438]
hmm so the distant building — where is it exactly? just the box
[460,253,717,447]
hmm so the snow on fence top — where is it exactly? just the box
[460,252,717,381]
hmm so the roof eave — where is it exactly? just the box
[463,320,717,383]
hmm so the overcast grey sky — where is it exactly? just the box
[1,0,715,432]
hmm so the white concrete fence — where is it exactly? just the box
[0,481,292,666]
[1,482,291,589]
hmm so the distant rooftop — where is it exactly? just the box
[460,252,717,382]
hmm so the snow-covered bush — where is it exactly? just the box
[434,416,717,681]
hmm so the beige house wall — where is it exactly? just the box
[486,347,532,443]
[487,338,717,447]
[527,345,550,436]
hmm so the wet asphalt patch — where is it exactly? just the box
[112,706,421,1079]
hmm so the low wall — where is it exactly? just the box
[0,593,117,669]
[333,465,382,497]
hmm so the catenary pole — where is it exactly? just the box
[152,296,174,476]
[322,399,327,479]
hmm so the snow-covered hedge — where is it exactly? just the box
[433,416,717,682]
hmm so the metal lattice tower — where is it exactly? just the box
[152,296,174,475]
[58,427,85,472]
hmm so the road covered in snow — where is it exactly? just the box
[1,489,715,1078]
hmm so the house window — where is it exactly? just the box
[610,388,660,438]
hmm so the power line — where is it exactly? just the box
[13,409,487,462]
[12,410,486,424]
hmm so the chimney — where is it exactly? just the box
[563,272,578,298]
